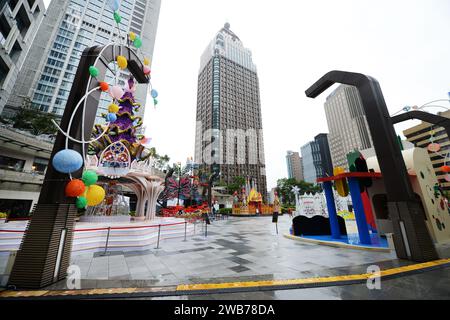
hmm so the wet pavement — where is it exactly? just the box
[39,215,402,290]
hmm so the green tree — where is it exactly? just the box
[226,176,246,194]
[276,178,322,205]
[10,105,57,135]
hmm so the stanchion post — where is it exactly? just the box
[184,221,187,242]
[156,224,161,249]
[276,222,279,235]
[102,227,111,256]
[205,220,208,238]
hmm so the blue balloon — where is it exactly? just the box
[108,0,120,11]
[107,113,117,122]
[151,89,158,99]
[52,149,83,174]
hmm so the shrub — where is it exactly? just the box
[218,208,232,215]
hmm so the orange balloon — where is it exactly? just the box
[441,165,450,173]
[99,82,109,92]
[65,179,86,198]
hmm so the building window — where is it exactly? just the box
[0,155,26,172]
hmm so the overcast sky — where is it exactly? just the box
[43,0,450,189]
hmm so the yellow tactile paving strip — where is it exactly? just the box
[1,259,449,299]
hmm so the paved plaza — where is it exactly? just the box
[44,215,401,289]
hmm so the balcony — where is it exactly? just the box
[0,168,44,185]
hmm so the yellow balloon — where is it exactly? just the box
[86,185,105,207]
[129,32,136,41]
[143,57,150,66]
[117,55,128,70]
[108,103,120,113]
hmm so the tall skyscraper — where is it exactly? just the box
[286,151,304,181]
[0,0,45,114]
[194,23,267,199]
[3,0,161,123]
[301,141,322,184]
[324,84,373,169]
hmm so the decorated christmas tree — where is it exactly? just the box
[91,77,150,161]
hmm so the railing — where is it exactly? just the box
[0,219,217,254]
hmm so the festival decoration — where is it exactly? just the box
[117,55,128,70]
[151,89,158,99]
[65,179,86,198]
[82,170,98,186]
[76,196,88,209]
[86,185,106,206]
[89,66,99,77]
[143,66,151,75]
[48,1,158,210]
[52,149,83,174]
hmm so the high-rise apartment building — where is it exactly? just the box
[194,23,267,199]
[403,110,450,191]
[3,0,161,123]
[286,150,304,181]
[325,84,373,169]
[0,0,45,114]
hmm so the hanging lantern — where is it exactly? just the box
[110,85,124,100]
[76,196,88,209]
[89,66,99,77]
[113,11,121,24]
[82,170,99,186]
[428,143,441,152]
[143,66,151,75]
[117,55,128,70]
[106,113,117,122]
[133,36,142,48]
[108,103,120,113]
[52,149,83,174]
[86,185,106,207]
[65,179,86,198]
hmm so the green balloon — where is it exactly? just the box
[114,11,121,24]
[89,66,99,77]
[82,170,98,186]
[153,98,158,105]
[134,37,142,48]
[76,197,88,209]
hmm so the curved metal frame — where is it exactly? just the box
[9,45,149,289]
[306,70,438,262]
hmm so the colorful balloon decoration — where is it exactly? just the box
[65,179,86,197]
[100,82,109,92]
[108,0,120,11]
[151,89,158,99]
[117,55,128,70]
[110,85,124,100]
[108,103,120,113]
[441,165,450,173]
[89,66,99,77]
[49,0,158,211]
[52,149,83,174]
[428,143,441,152]
[86,185,106,207]
[76,196,88,209]
[133,36,142,49]
[82,170,98,186]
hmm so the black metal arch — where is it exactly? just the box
[9,45,149,289]
[392,110,450,138]
[306,70,438,262]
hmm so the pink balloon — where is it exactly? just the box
[427,143,441,152]
[110,85,124,100]
[445,174,450,182]
[143,66,151,75]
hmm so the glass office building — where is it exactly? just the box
[5,0,161,123]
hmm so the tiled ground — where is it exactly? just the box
[37,215,401,290]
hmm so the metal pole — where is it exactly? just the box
[184,221,187,241]
[276,222,279,235]
[102,227,111,256]
[205,220,208,238]
[156,225,161,249]
[194,220,196,235]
